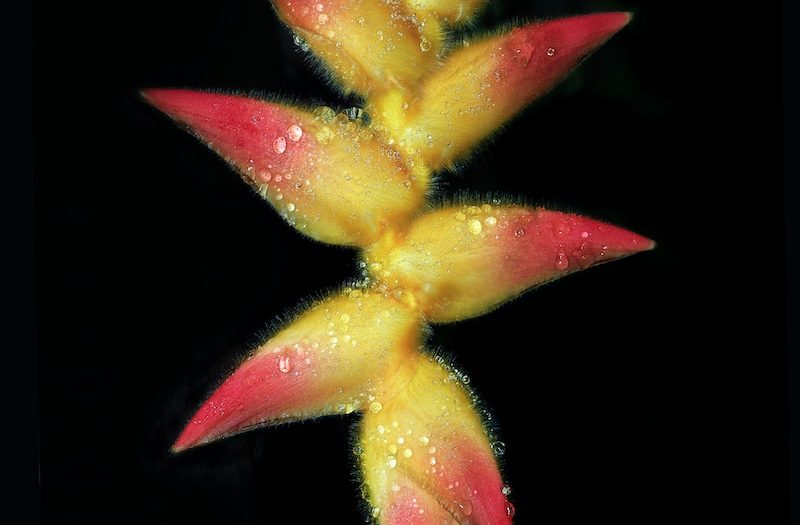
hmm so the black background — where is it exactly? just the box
[33,0,789,523]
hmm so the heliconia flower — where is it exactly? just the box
[404,0,486,26]
[364,203,654,323]
[384,13,632,170]
[360,353,513,524]
[172,289,421,452]
[149,0,650,521]
[271,0,444,96]
[141,89,425,247]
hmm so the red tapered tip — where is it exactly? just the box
[502,208,654,287]
[495,11,632,102]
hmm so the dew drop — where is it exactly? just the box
[502,484,512,496]
[273,136,287,154]
[293,34,310,52]
[371,507,381,518]
[491,440,506,457]
[318,13,328,24]
[369,401,383,413]
[419,36,431,52]
[387,456,397,469]
[456,500,473,517]
[485,216,497,226]
[286,203,296,212]
[279,354,292,373]
[468,219,482,235]
[274,174,283,183]
[259,171,272,182]
[514,227,526,237]
[506,501,516,517]
[287,124,303,142]
[555,250,569,271]
[403,448,413,458]
[546,47,556,57]
[429,456,437,465]
[419,436,430,446]
[555,221,571,236]
[315,3,324,12]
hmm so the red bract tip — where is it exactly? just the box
[397,12,632,170]
[142,89,424,247]
[365,204,653,323]
[171,291,420,452]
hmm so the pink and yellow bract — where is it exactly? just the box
[143,1,652,522]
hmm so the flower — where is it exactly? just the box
[143,2,650,522]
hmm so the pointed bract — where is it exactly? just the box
[271,0,443,96]
[389,13,631,170]
[173,289,421,452]
[148,2,649,522]
[360,354,512,524]
[142,89,425,246]
[365,203,653,323]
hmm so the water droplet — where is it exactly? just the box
[506,501,516,517]
[513,43,533,67]
[273,136,287,154]
[279,354,292,373]
[468,219,482,235]
[456,500,473,517]
[344,107,364,121]
[514,227,526,237]
[340,313,351,323]
[371,507,381,518]
[428,446,436,454]
[581,231,590,239]
[274,174,283,183]
[555,250,569,271]
[555,221,571,236]
[429,456,437,465]
[454,211,466,221]
[318,13,328,24]
[403,448,413,458]
[419,36,431,52]
[387,456,397,469]
[369,401,383,413]
[259,171,272,182]
[396,437,405,445]
[293,34,310,52]
[286,203,296,212]
[485,216,497,226]
[419,436,430,446]
[491,441,506,458]
[315,3,324,12]
[287,124,303,142]
[546,47,556,57]
[502,484,512,496]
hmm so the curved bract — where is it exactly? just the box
[144,1,650,523]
